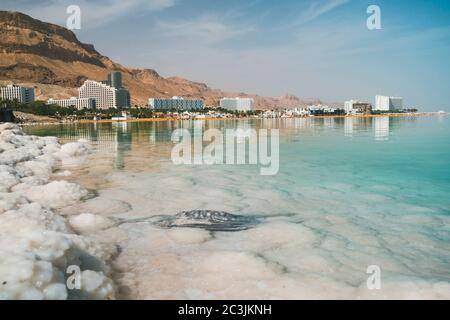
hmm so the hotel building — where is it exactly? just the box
[79,80,117,109]
[148,96,204,110]
[47,97,95,110]
[375,95,403,111]
[106,71,130,108]
[79,72,130,109]
[220,97,254,112]
[344,100,372,115]
[0,85,35,104]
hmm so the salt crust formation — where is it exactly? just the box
[0,123,115,300]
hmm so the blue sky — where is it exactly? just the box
[3,0,450,110]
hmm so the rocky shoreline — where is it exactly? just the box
[13,111,59,124]
[0,123,116,299]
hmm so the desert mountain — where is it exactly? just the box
[0,11,316,109]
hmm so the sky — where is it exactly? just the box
[2,0,450,110]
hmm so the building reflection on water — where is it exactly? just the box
[50,122,132,169]
[374,117,390,141]
[258,116,415,142]
[25,116,417,170]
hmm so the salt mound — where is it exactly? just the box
[167,228,212,244]
[69,213,115,233]
[54,140,91,166]
[57,141,90,158]
[0,124,116,300]
[199,251,284,280]
[25,181,89,209]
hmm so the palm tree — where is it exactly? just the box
[0,98,7,109]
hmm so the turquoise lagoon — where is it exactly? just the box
[23,115,450,299]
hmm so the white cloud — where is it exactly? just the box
[291,0,349,26]
[153,14,254,44]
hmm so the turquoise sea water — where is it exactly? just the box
[24,115,450,299]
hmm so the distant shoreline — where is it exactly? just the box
[72,112,445,124]
[16,112,446,126]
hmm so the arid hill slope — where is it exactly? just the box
[0,11,316,108]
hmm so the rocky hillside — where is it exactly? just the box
[0,11,314,109]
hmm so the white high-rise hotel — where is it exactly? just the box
[375,95,404,111]
[220,97,254,112]
[0,85,35,104]
[79,80,117,110]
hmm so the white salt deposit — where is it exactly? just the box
[56,141,90,158]
[0,124,116,300]
[69,213,115,233]
[55,170,72,177]
[54,140,91,166]
[24,181,88,209]
[167,228,212,245]
[92,164,450,300]
[17,119,450,300]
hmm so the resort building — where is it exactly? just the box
[344,100,372,115]
[220,97,254,112]
[308,105,345,116]
[108,71,123,89]
[375,95,403,112]
[148,97,204,110]
[47,97,95,110]
[106,71,130,108]
[79,80,117,109]
[0,84,35,104]
[78,72,130,109]
[284,108,310,117]
[344,100,357,115]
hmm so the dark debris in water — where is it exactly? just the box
[152,210,260,232]
[116,210,301,232]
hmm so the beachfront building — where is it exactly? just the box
[375,95,403,112]
[284,108,310,117]
[344,100,357,115]
[148,97,204,110]
[308,105,345,116]
[79,80,116,109]
[47,97,95,110]
[107,71,122,89]
[0,84,35,104]
[105,71,130,108]
[220,97,254,112]
[112,111,131,121]
[262,110,282,118]
[344,100,372,115]
[79,72,130,109]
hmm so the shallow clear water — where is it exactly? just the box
[24,116,450,299]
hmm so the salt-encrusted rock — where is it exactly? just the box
[69,213,115,233]
[24,180,89,209]
[0,125,116,300]
[153,210,260,232]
